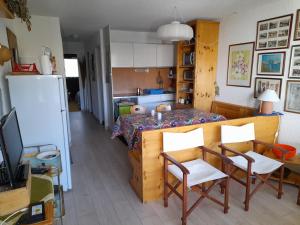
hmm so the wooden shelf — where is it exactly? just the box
[179,65,194,68]
[0,0,14,19]
[182,43,195,48]
[178,81,194,84]
[175,103,193,109]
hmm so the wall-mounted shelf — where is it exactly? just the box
[0,0,14,19]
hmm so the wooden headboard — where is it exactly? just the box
[210,101,256,119]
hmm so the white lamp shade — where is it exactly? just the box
[258,89,280,102]
[157,21,194,41]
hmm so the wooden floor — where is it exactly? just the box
[63,112,300,225]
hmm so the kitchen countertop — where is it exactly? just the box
[113,92,175,99]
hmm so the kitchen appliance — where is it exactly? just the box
[6,75,72,191]
[183,70,194,81]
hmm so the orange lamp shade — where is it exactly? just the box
[0,44,12,65]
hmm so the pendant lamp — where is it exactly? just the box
[157,7,193,42]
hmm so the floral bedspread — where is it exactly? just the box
[111,109,226,150]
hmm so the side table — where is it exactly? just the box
[22,145,65,224]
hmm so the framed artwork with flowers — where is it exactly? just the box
[227,42,254,87]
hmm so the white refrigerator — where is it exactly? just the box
[7,75,72,191]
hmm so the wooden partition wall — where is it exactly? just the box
[129,116,280,202]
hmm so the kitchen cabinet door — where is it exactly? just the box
[156,44,175,67]
[133,44,157,68]
[111,42,134,68]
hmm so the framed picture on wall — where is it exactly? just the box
[288,45,300,78]
[254,77,282,98]
[294,9,300,41]
[257,52,285,76]
[227,42,254,87]
[256,14,293,50]
[284,80,300,114]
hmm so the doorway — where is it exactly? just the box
[64,54,81,112]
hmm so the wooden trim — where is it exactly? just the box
[128,116,280,202]
[257,52,286,76]
[226,42,254,88]
[284,80,300,114]
[256,14,293,51]
[254,77,282,98]
[210,101,256,119]
[294,9,300,41]
[288,45,300,79]
[0,0,14,19]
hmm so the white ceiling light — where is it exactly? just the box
[157,6,193,42]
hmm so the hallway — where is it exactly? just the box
[63,112,300,225]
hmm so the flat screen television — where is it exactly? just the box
[0,108,24,187]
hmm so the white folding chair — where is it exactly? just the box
[161,128,232,225]
[219,123,288,211]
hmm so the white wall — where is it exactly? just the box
[13,15,65,75]
[216,0,300,150]
[63,41,85,60]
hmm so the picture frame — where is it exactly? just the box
[227,42,254,87]
[254,77,282,98]
[257,52,285,76]
[294,9,300,41]
[256,14,293,50]
[284,80,300,114]
[288,45,300,79]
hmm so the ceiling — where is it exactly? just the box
[27,0,279,41]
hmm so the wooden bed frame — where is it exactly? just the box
[210,101,256,119]
[128,114,280,202]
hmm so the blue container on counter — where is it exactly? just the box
[143,88,164,95]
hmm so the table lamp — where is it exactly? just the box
[258,89,280,114]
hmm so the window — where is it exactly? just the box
[64,58,79,78]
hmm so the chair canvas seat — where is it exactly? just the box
[229,151,283,175]
[168,159,228,188]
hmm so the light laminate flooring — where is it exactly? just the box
[62,112,300,225]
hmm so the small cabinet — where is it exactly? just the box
[133,44,157,68]
[156,45,175,67]
[111,42,134,68]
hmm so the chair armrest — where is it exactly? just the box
[161,152,190,174]
[219,144,255,163]
[199,146,233,165]
[252,140,289,155]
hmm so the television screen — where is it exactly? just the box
[0,108,24,185]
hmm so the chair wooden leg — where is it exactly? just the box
[278,165,284,199]
[297,185,300,205]
[182,174,188,225]
[244,169,252,211]
[224,178,229,214]
[163,158,168,207]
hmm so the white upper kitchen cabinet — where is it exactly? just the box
[111,42,134,67]
[156,44,175,67]
[133,43,157,68]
